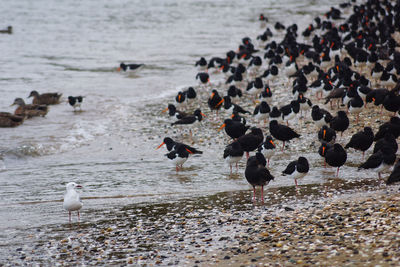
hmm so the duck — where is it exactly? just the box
[0,112,24,127]
[28,90,62,105]
[63,182,83,222]
[12,98,48,118]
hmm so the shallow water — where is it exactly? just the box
[0,0,386,261]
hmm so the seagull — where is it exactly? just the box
[63,182,83,223]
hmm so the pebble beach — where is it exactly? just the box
[2,0,400,266]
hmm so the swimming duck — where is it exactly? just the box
[28,90,62,105]
[0,112,24,127]
[12,98,48,118]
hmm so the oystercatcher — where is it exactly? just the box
[195,57,208,71]
[171,109,205,128]
[280,100,300,126]
[386,160,400,185]
[165,144,190,172]
[358,146,396,179]
[223,141,244,174]
[208,90,224,116]
[175,91,186,108]
[325,143,347,177]
[253,101,270,125]
[63,182,83,222]
[245,152,274,203]
[269,106,282,123]
[162,104,188,119]
[347,94,364,123]
[196,72,210,86]
[237,127,264,159]
[374,117,400,140]
[117,62,144,73]
[223,96,250,115]
[318,125,336,143]
[227,85,243,102]
[219,119,249,140]
[269,120,301,151]
[345,127,374,159]
[311,105,332,128]
[259,84,273,103]
[329,111,349,138]
[318,141,333,168]
[184,87,197,105]
[157,137,202,155]
[373,132,398,154]
[67,96,84,111]
[282,156,309,189]
[257,135,275,168]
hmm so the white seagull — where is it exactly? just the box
[63,182,83,222]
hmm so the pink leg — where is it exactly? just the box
[324,159,326,168]
[336,167,340,177]
[281,142,285,152]
[261,185,264,203]
[295,179,298,188]
[267,158,270,168]
[235,162,238,172]
[69,211,71,223]
[229,164,232,175]
[78,211,80,221]
[246,151,249,159]
[176,165,179,172]
[253,186,256,202]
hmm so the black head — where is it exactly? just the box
[163,137,174,146]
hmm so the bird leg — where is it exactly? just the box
[281,142,285,152]
[69,211,72,223]
[230,164,232,175]
[246,151,249,159]
[252,186,256,203]
[261,185,264,203]
[236,162,239,172]
[176,165,180,172]
[267,158,270,168]
[78,211,80,221]
[336,167,340,177]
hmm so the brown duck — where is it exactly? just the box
[0,112,24,127]
[12,98,49,118]
[28,90,62,105]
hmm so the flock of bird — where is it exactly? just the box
[0,91,85,128]
[156,0,400,203]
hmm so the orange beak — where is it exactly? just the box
[218,123,226,131]
[323,129,326,139]
[300,49,304,55]
[178,95,181,102]
[185,148,193,154]
[156,142,165,149]
[270,140,275,147]
[210,92,215,99]
[320,53,325,59]
[200,112,206,117]
[372,97,376,102]
[162,107,168,113]
[322,146,326,155]
[330,42,335,49]
[216,99,224,107]
[117,67,121,72]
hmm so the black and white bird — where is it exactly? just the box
[269,120,300,151]
[311,105,332,128]
[223,141,244,174]
[386,160,400,185]
[67,96,84,111]
[253,101,270,124]
[329,111,349,138]
[63,182,83,222]
[117,62,144,73]
[165,144,190,172]
[257,135,276,167]
[358,146,396,179]
[282,156,309,189]
[318,125,336,143]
